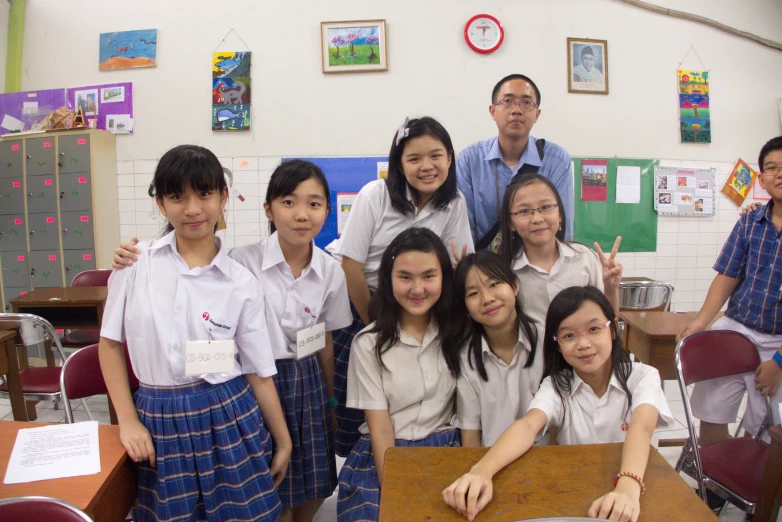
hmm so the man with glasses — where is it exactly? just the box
[457,74,573,249]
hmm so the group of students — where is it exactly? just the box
[97,72,782,522]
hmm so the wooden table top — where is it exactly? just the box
[0,421,134,518]
[379,445,718,522]
[9,287,108,306]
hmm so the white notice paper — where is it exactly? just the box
[4,421,101,484]
[0,114,24,132]
[616,166,641,203]
[337,193,357,236]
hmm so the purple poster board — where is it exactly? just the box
[0,82,133,133]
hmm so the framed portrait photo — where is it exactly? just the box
[321,20,387,74]
[567,38,609,95]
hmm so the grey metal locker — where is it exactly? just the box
[0,177,24,215]
[26,175,58,214]
[27,212,60,251]
[3,287,28,312]
[0,140,23,178]
[0,214,27,251]
[29,250,63,288]
[63,249,96,286]
[25,137,56,176]
[1,250,31,288]
[58,172,93,212]
[58,135,91,174]
[60,211,94,250]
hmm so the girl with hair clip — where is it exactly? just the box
[112,159,353,522]
[498,172,623,327]
[443,286,674,522]
[453,251,542,448]
[328,116,474,457]
[337,227,465,522]
[99,144,291,522]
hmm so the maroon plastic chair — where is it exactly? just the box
[60,342,139,423]
[675,330,773,516]
[0,496,93,521]
[61,269,112,350]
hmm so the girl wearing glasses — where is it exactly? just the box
[443,285,673,522]
[498,172,622,327]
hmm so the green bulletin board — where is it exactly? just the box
[573,158,658,253]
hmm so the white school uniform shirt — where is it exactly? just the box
[327,179,474,291]
[528,362,674,445]
[100,231,280,386]
[456,326,544,447]
[229,232,353,359]
[347,321,456,441]
[513,241,604,327]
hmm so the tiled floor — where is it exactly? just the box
[0,382,756,521]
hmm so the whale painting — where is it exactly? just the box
[212,52,251,131]
[212,105,250,131]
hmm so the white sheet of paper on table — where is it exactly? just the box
[3,421,101,484]
[616,166,641,204]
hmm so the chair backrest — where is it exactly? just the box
[0,313,66,360]
[0,496,93,522]
[71,269,112,287]
[619,281,674,312]
[676,330,761,386]
[61,342,139,423]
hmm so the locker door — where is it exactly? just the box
[26,175,58,214]
[25,137,56,176]
[3,287,29,312]
[0,177,24,215]
[63,249,96,286]
[29,251,63,288]
[0,214,27,251]
[27,212,60,251]
[57,135,91,174]
[1,251,31,288]
[0,141,23,178]
[60,211,94,250]
[58,172,93,212]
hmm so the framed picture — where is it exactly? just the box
[321,20,387,74]
[567,38,608,95]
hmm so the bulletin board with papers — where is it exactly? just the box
[653,166,716,217]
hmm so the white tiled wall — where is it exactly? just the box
[115,157,764,313]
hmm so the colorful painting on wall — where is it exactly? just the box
[212,52,251,131]
[581,159,608,201]
[721,159,757,206]
[99,29,157,71]
[320,20,387,73]
[678,70,710,143]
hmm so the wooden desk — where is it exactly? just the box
[0,421,136,522]
[6,287,107,421]
[0,329,29,421]
[379,445,718,521]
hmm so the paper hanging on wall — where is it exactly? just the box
[678,70,710,143]
[99,29,157,71]
[615,166,640,203]
[377,161,389,179]
[581,159,608,201]
[107,114,133,134]
[721,159,757,206]
[337,192,358,236]
[0,114,24,132]
[212,52,252,131]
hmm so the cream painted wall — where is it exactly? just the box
[19,0,782,162]
[0,0,10,94]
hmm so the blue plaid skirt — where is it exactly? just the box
[273,356,337,508]
[134,377,282,522]
[333,303,367,457]
[337,428,461,522]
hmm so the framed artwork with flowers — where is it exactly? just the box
[321,20,387,73]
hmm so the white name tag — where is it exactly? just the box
[185,340,236,376]
[296,322,326,359]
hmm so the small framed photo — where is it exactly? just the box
[321,20,387,74]
[567,38,608,95]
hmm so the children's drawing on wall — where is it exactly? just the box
[721,159,757,206]
[74,89,99,116]
[212,78,251,105]
[212,52,251,78]
[99,29,157,71]
[581,159,608,201]
[678,70,710,143]
[101,86,125,103]
[320,20,387,73]
[212,105,250,131]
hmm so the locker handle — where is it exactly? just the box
[29,230,34,235]
[65,265,71,271]
[63,228,68,233]
[60,191,65,198]
[59,153,65,156]
[26,155,31,159]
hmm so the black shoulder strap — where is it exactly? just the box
[536,138,546,160]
